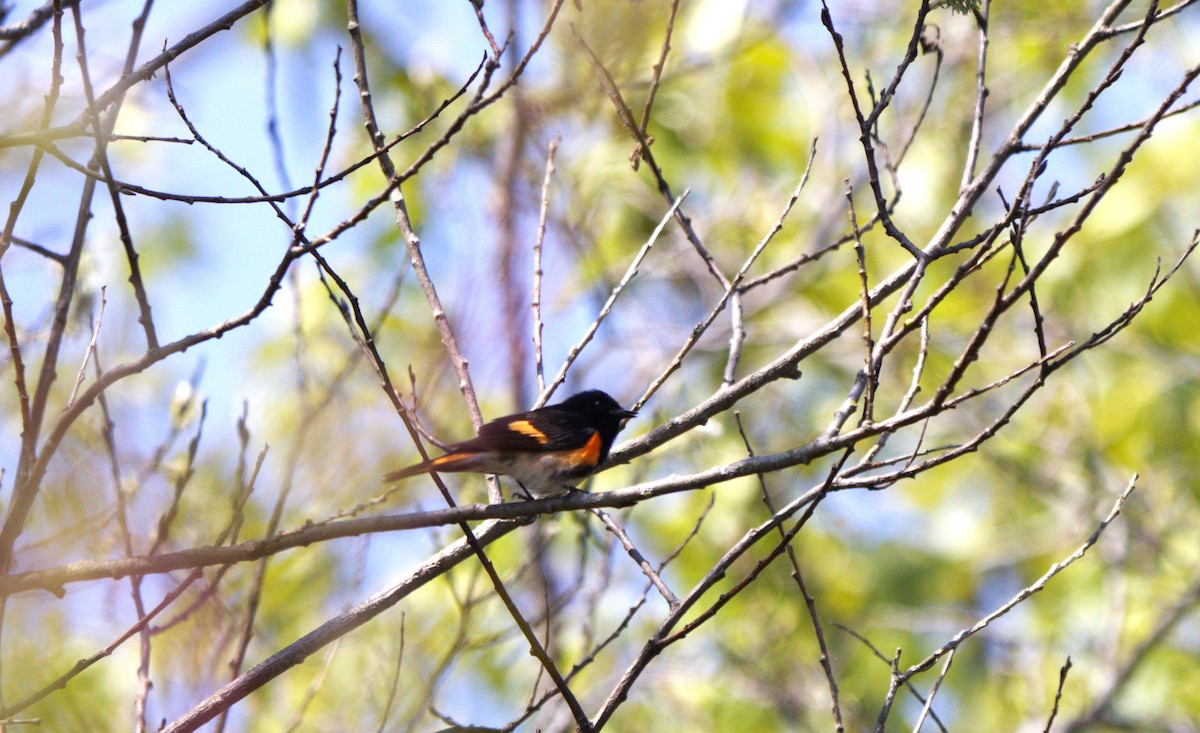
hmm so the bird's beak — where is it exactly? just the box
[618,407,637,420]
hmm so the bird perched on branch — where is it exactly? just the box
[383,390,637,498]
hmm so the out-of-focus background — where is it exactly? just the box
[1,1,1199,730]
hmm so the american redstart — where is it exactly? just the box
[383,390,637,498]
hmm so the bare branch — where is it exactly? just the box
[901,475,1138,683]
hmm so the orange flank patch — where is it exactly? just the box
[508,420,550,444]
[561,431,602,469]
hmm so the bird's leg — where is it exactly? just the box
[513,480,535,501]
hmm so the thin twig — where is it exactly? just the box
[574,28,732,291]
[89,318,154,733]
[1043,657,1072,733]
[835,624,947,732]
[0,568,206,718]
[959,0,991,191]
[901,475,1137,682]
[630,0,681,168]
[158,519,528,733]
[532,138,558,396]
[819,0,930,259]
[344,3,589,725]
[735,413,844,732]
[35,59,484,206]
[1063,578,1200,731]
[591,454,849,731]
[539,191,687,406]
[71,0,159,351]
[345,0,487,443]
[591,508,679,609]
[848,183,876,424]
[373,614,406,733]
[64,285,105,410]
[638,148,817,410]
[280,640,341,733]
[911,648,954,733]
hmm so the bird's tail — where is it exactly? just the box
[381,462,432,484]
[381,452,479,484]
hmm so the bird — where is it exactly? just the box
[383,390,637,498]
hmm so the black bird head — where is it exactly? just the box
[557,390,637,452]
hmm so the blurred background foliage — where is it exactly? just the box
[1,0,1199,730]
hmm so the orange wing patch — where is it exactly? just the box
[508,419,550,444]
[560,431,602,469]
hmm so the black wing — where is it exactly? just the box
[448,407,596,454]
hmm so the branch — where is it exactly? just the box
[159,519,527,733]
[907,476,1135,682]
